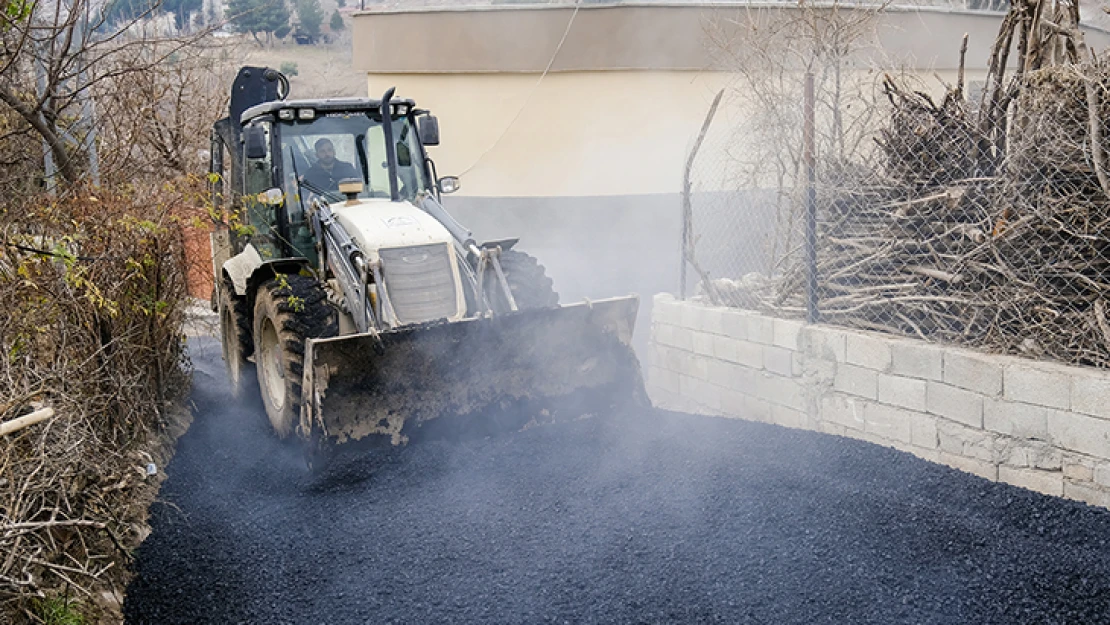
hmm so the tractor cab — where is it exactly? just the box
[210,67,453,268]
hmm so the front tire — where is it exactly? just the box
[488,250,559,313]
[219,277,254,400]
[252,274,338,439]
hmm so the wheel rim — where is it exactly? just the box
[259,317,286,413]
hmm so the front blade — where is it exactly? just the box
[300,295,645,447]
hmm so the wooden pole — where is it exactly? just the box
[0,408,55,437]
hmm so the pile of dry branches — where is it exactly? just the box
[0,180,198,620]
[769,0,1110,366]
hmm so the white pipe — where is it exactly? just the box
[0,408,55,436]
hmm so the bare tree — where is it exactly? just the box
[0,0,213,188]
[689,1,892,286]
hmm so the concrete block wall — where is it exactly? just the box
[647,293,1110,509]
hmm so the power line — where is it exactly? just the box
[457,0,581,178]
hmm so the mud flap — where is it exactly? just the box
[299,295,645,452]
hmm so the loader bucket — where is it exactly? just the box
[299,295,646,455]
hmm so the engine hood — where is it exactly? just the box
[331,198,454,258]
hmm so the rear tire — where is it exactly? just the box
[489,250,559,312]
[219,277,254,400]
[253,274,338,439]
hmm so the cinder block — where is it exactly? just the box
[1064,458,1095,482]
[720,388,747,416]
[983,399,1048,439]
[846,332,892,372]
[834,364,879,400]
[944,350,1004,396]
[773,318,804,351]
[1072,371,1110,420]
[734,340,764,369]
[721,309,749,340]
[936,420,995,459]
[1005,363,1070,410]
[1048,409,1110,459]
[665,325,695,353]
[692,331,716,357]
[927,381,984,428]
[803,325,847,363]
[712,336,738,362]
[752,374,806,412]
[652,291,676,306]
[651,323,672,349]
[707,307,729,335]
[998,466,1064,497]
[652,295,682,326]
[910,414,939,449]
[686,377,723,412]
[657,345,689,374]
[745,396,773,422]
[890,340,944,381]
[820,421,848,437]
[648,366,680,395]
[903,445,941,464]
[679,302,703,332]
[708,359,757,392]
[877,374,927,411]
[772,404,807,429]
[820,394,865,429]
[864,402,914,444]
[747,314,776,345]
[938,451,998,481]
[1008,442,1062,471]
[1094,463,1110,488]
[763,346,795,377]
[1063,481,1110,509]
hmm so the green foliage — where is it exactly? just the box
[295,0,323,38]
[279,61,299,77]
[227,0,290,40]
[274,23,291,39]
[100,0,200,29]
[163,0,203,29]
[3,0,31,27]
[329,9,343,31]
[35,597,85,625]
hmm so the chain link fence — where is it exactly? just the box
[685,0,1110,368]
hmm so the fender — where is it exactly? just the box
[222,243,312,299]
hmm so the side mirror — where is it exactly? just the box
[244,125,268,160]
[418,115,440,146]
[437,176,460,194]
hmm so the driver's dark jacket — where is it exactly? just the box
[304,160,360,191]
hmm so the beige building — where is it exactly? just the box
[352,3,1110,197]
[349,3,1110,350]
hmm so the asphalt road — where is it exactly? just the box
[124,337,1110,624]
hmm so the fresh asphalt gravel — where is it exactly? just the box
[124,337,1110,624]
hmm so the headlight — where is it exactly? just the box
[278,109,294,120]
[298,108,316,120]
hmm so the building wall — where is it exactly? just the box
[648,294,1110,508]
[352,3,1110,74]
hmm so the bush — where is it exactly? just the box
[0,179,198,621]
[330,9,343,31]
[280,61,299,77]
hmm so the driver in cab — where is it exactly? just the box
[303,138,359,192]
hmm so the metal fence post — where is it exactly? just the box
[804,72,818,324]
[681,89,724,300]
